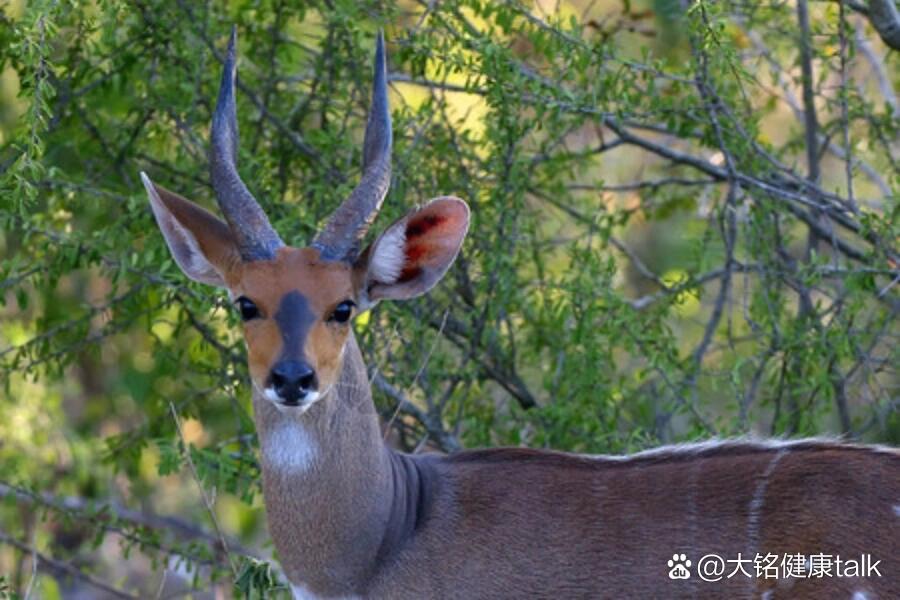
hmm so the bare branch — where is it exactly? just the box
[854,16,899,117]
[0,481,255,564]
[372,372,462,453]
[0,531,140,600]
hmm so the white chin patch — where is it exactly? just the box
[263,386,281,403]
[263,386,321,415]
[293,390,320,415]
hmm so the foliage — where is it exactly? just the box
[0,0,897,595]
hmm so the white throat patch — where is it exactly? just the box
[261,418,319,474]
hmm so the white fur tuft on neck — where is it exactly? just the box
[261,419,319,474]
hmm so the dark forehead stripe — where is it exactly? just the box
[274,291,316,360]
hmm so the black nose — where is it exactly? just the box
[269,360,317,403]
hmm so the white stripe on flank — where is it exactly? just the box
[747,449,787,555]
[589,437,899,462]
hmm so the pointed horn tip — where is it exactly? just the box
[224,26,238,67]
[214,27,238,124]
[139,171,154,192]
[375,31,386,70]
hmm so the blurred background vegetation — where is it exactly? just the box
[1,0,897,596]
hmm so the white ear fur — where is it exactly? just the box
[141,172,227,287]
[368,221,407,284]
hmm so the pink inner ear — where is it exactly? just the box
[398,209,457,282]
[365,197,469,301]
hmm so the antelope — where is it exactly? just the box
[141,29,899,599]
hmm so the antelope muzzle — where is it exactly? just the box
[268,359,318,405]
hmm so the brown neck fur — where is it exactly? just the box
[252,334,392,595]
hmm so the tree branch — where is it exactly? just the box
[372,372,462,453]
[0,481,256,565]
[0,531,139,600]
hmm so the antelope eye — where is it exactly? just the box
[329,300,355,324]
[235,296,261,321]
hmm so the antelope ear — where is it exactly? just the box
[355,197,469,308]
[141,172,239,287]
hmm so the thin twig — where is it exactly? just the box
[382,310,450,441]
[838,0,857,213]
[23,528,38,600]
[168,403,238,577]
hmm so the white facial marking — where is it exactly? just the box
[260,385,323,416]
[893,504,900,518]
[263,386,280,403]
[369,223,406,283]
[852,591,871,600]
[296,390,321,415]
[760,591,773,600]
[261,419,318,474]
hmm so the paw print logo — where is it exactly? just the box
[667,553,692,579]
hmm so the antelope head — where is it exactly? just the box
[142,29,469,413]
